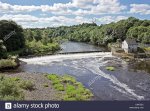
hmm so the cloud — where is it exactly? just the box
[130,4,150,15]
[0,14,91,28]
[0,14,128,28]
[97,16,128,24]
[0,0,126,15]
[91,0,127,14]
[0,2,40,13]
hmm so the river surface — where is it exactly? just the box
[19,41,150,100]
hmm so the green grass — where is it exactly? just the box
[0,59,17,69]
[47,74,93,101]
[106,66,115,71]
[54,83,64,91]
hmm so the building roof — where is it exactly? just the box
[124,39,138,45]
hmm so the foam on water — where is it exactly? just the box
[20,52,144,100]
[20,52,112,64]
[74,59,144,100]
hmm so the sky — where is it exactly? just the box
[0,0,150,28]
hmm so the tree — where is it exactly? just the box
[127,26,149,43]
[0,20,25,51]
[0,40,7,58]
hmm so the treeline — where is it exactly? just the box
[0,17,150,58]
[66,17,150,45]
[24,17,150,47]
[0,20,60,58]
[24,28,60,55]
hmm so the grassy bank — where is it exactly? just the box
[0,57,19,70]
[1,73,93,101]
[47,74,93,100]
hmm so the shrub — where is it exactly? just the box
[26,40,60,55]
[11,77,20,81]
[19,81,35,91]
[0,59,17,69]
[0,75,24,100]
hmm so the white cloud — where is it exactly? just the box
[0,14,128,28]
[97,16,128,24]
[0,0,126,15]
[130,4,150,15]
[0,2,40,13]
[0,14,91,28]
[91,0,127,14]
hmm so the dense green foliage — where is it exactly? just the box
[24,17,149,46]
[26,40,60,55]
[24,28,61,55]
[0,17,149,58]
[0,20,25,52]
[47,74,93,100]
[127,26,150,43]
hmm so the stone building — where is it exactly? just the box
[122,39,138,53]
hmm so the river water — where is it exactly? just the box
[19,41,150,100]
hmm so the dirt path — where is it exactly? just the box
[5,72,62,100]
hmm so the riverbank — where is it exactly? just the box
[0,56,20,71]
[1,72,93,101]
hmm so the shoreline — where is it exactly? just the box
[1,72,94,101]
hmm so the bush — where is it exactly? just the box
[19,81,35,91]
[0,75,24,100]
[0,59,17,69]
[26,40,60,55]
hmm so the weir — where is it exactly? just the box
[19,51,146,100]
[57,50,103,54]
[19,52,112,64]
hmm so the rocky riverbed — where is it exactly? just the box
[2,72,63,100]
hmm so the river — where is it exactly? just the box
[19,41,150,100]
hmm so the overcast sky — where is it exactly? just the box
[0,0,150,28]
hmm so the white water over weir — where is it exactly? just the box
[20,52,112,64]
[20,52,144,100]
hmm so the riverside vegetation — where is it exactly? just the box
[0,17,150,69]
[47,74,93,100]
[0,75,34,100]
[0,17,149,100]
[0,74,93,101]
